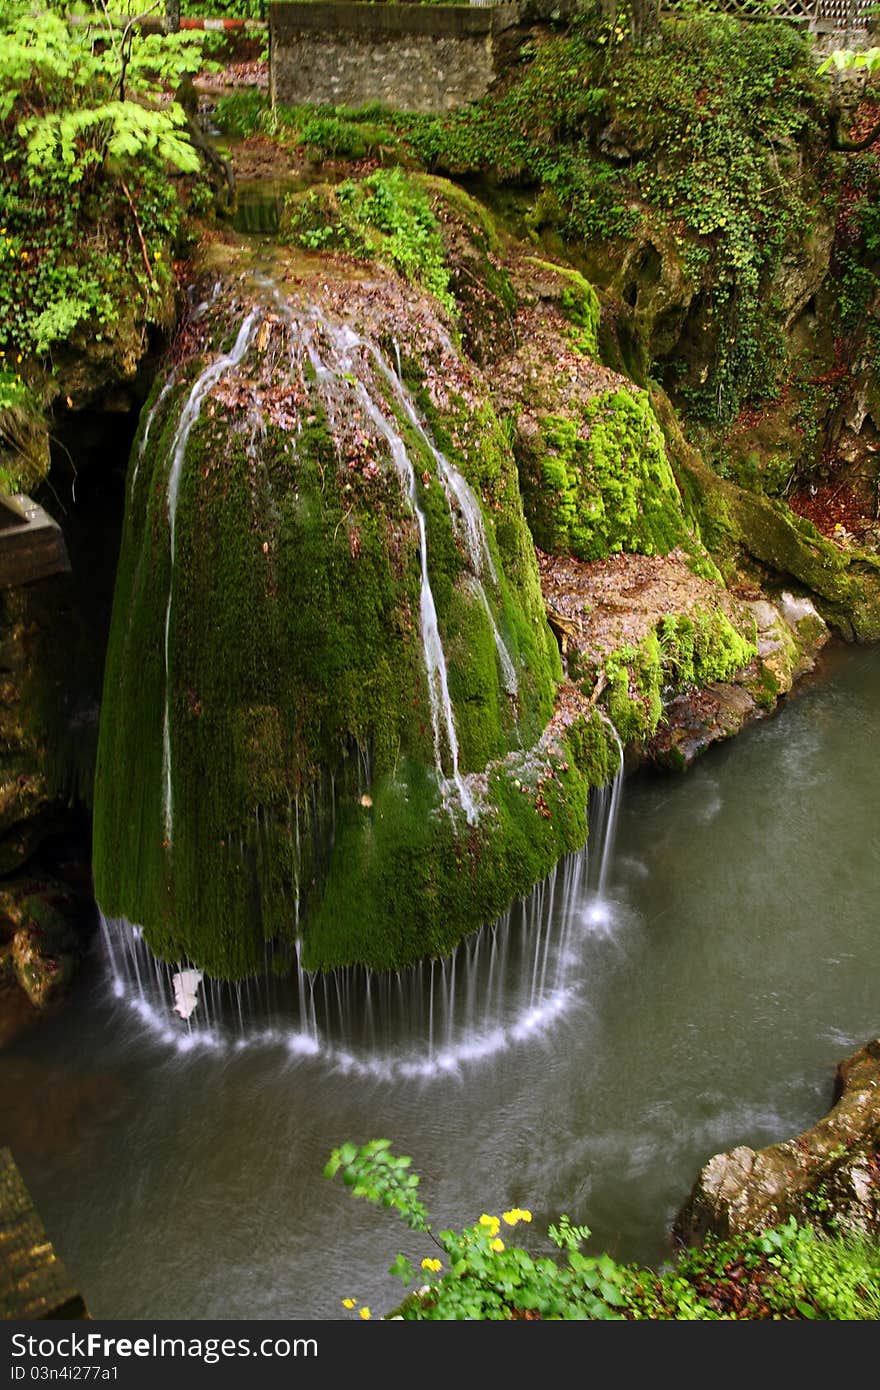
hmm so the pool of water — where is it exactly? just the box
[2,642,877,1319]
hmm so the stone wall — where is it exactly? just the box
[269,3,524,114]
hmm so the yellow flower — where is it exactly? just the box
[490,1238,505,1253]
[342,1298,356,1309]
[478,1214,500,1236]
[502,1207,533,1226]
[421,1257,442,1273]
[359,1306,371,1320]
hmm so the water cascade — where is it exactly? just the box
[93,267,585,978]
[300,311,481,821]
[356,326,518,696]
[99,726,625,1076]
[591,718,624,903]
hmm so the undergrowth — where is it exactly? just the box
[217,11,829,425]
[326,1140,880,1320]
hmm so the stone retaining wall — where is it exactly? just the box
[269,2,524,113]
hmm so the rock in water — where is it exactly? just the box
[675,1038,880,1243]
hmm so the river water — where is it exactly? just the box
[2,642,877,1319]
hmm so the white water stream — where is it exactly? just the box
[100,731,625,1078]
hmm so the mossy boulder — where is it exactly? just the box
[653,388,880,640]
[93,257,603,978]
[518,387,689,563]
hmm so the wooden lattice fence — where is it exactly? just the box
[662,0,876,31]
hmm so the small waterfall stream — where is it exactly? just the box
[356,327,517,694]
[296,305,521,819]
[304,320,478,822]
[99,731,625,1078]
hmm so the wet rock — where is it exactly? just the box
[648,680,757,771]
[0,879,84,1029]
[675,1038,880,1244]
[12,922,77,1010]
[647,590,827,769]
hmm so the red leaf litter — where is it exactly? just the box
[788,480,878,543]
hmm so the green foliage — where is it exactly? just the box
[326,1143,880,1320]
[0,8,205,172]
[282,169,454,313]
[0,2,211,484]
[520,386,687,562]
[569,606,755,745]
[212,89,270,139]
[818,45,880,75]
[325,1140,630,1320]
[324,1140,430,1232]
[527,258,600,358]
[829,151,880,378]
[661,1218,880,1321]
[180,0,265,16]
[260,14,824,424]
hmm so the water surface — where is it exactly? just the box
[2,642,877,1319]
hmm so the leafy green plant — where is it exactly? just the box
[283,169,455,312]
[324,1139,630,1320]
[0,2,214,485]
[325,1140,880,1320]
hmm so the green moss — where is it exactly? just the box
[302,734,595,971]
[750,664,781,711]
[281,169,455,313]
[93,289,583,978]
[655,395,880,638]
[521,385,688,562]
[573,606,756,745]
[525,258,600,359]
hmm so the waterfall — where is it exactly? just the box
[161,310,261,842]
[580,717,624,930]
[594,719,624,898]
[99,716,626,1077]
[337,322,518,694]
[130,369,177,502]
[297,310,493,823]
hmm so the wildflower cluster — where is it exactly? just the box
[339,1296,372,1318]
[326,1139,628,1320]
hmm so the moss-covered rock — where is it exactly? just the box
[93,256,602,977]
[519,386,689,563]
[653,388,880,640]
